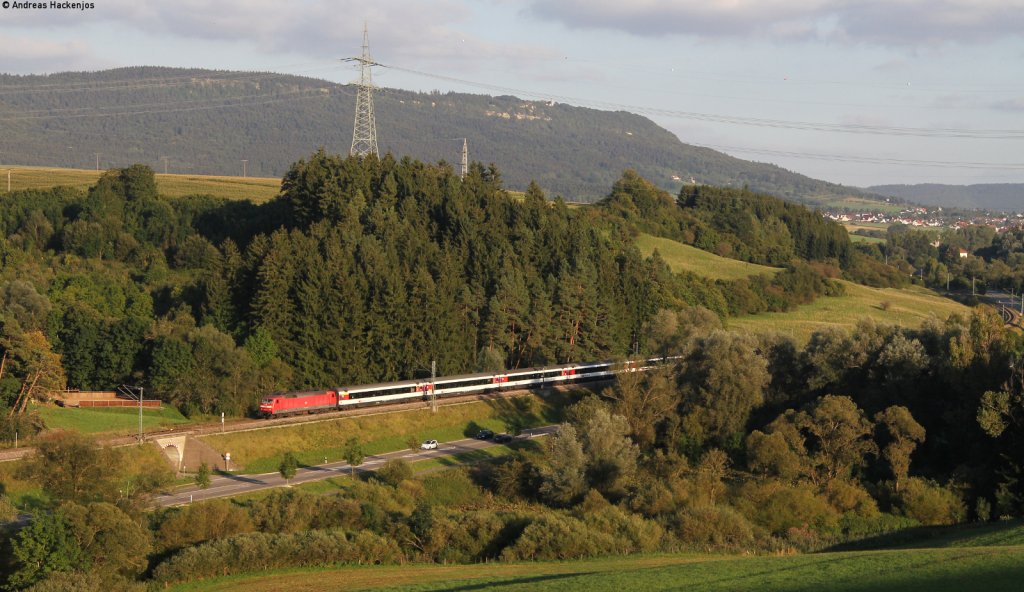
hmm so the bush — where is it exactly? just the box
[151,529,401,583]
[733,480,839,537]
[838,512,919,541]
[671,505,756,550]
[501,513,619,561]
[422,469,485,507]
[897,478,966,526]
[582,504,666,554]
[375,458,413,487]
[152,499,256,554]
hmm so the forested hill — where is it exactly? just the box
[0,66,868,204]
[869,183,1024,213]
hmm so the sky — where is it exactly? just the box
[1,0,1023,187]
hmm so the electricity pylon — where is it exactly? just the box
[347,23,379,158]
[461,138,468,179]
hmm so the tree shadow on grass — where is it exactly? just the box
[437,572,597,591]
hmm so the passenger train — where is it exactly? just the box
[258,357,667,418]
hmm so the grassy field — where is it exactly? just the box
[0,165,280,202]
[165,543,1024,592]
[635,234,781,281]
[633,233,969,343]
[728,281,970,343]
[835,519,1024,551]
[849,233,885,244]
[818,194,905,214]
[35,404,192,435]
[200,394,567,474]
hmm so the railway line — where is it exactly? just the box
[0,381,606,463]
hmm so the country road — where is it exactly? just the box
[153,425,559,507]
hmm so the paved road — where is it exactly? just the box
[153,425,559,507]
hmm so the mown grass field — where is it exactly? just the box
[165,541,1024,592]
[635,233,781,281]
[849,233,885,244]
[0,165,280,202]
[727,280,971,344]
[35,404,192,435]
[822,194,905,214]
[200,393,567,474]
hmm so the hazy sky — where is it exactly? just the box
[2,0,1023,187]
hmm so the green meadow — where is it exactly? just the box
[165,523,1024,592]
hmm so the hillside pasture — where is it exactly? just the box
[635,233,781,281]
[728,281,971,343]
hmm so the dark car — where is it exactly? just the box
[476,429,494,440]
[493,433,513,444]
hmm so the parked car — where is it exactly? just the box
[420,439,438,450]
[476,429,494,440]
[493,433,513,444]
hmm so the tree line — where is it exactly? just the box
[0,154,848,425]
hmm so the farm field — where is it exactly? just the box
[728,280,970,343]
[165,541,1024,592]
[0,165,280,202]
[635,233,781,281]
[199,393,566,474]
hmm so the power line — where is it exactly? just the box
[377,62,1024,140]
[694,143,1024,171]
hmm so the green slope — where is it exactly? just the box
[166,545,1024,592]
[635,232,969,342]
[635,233,781,280]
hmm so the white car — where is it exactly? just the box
[420,439,438,450]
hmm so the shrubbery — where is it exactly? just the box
[151,529,400,583]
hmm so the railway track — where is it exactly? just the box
[0,381,607,463]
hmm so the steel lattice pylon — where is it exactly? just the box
[350,24,379,158]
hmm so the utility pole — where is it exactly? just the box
[430,359,437,413]
[241,159,248,178]
[119,384,144,443]
[6,169,10,192]
[347,23,379,157]
[94,153,100,170]
[460,138,468,180]
[138,386,143,443]
[160,156,169,174]
[972,276,976,296]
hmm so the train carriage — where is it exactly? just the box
[259,357,671,418]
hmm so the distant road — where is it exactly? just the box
[153,425,559,507]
